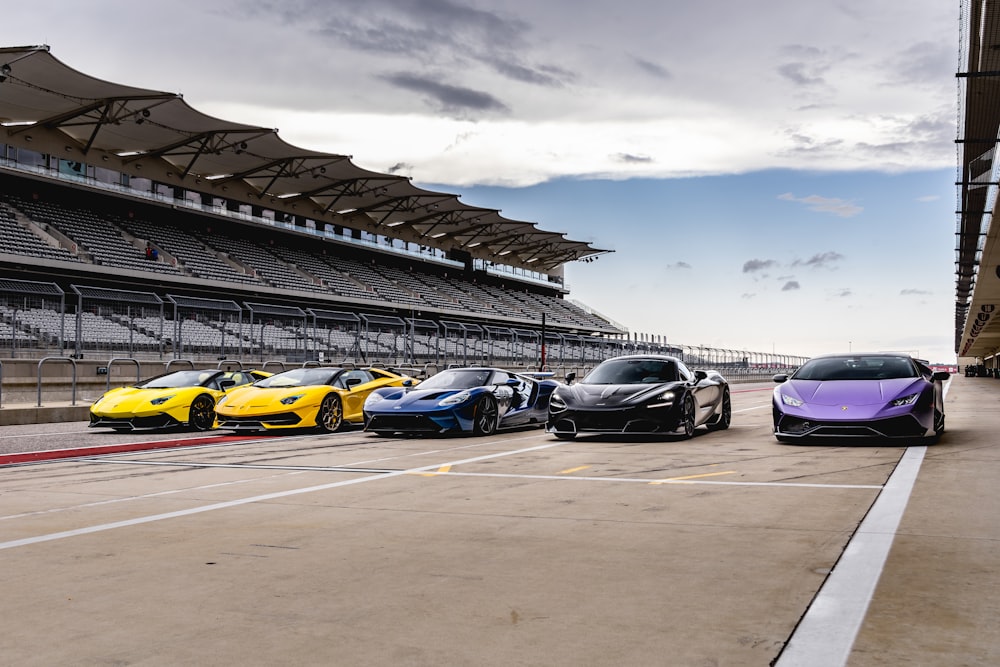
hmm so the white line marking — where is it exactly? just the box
[774,445,926,667]
[0,429,92,439]
[411,470,882,489]
[74,459,397,473]
[0,471,307,521]
[58,453,882,489]
[0,440,569,551]
[1,433,540,520]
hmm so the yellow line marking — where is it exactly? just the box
[649,470,737,485]
[419,464,452,477]
[559,465,591,474]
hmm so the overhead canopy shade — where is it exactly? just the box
[0,45,611,274]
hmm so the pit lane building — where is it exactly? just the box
[957,0,1000,366]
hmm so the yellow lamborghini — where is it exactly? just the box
[89,368,271,432]
[215,366,416,433]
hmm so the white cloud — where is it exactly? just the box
[743,259,779,274]
[792,252,846,269]
[0,0,959,362]
[3,0,955,186]
[778,193,863,218]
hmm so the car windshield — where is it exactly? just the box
[255,368,338,388]
[792,356,917,381]
[139,370,217,388]
[419,369,492,390]
[582,358,678,385]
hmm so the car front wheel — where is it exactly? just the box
[706,388,731,431]
[189,394,216,431]
[472,395,499,436]
[317,394,344,433]
[679,394,696,439]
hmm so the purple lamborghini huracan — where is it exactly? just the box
[772,353,949,443]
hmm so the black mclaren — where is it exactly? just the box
[546,354,731,440]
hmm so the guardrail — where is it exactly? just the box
[37,356,77,406]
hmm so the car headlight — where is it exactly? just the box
[216,394,228,407]
[365,392,385,407]
[549,392,567,411]
[280,394,304,405]
[149,395,175,406]
[890,393,919,407]
[646,390,676,409]
[439,391,471,407]
[780,393,803,407]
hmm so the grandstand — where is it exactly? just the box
[0,172,626,367]
[0,45,806,380]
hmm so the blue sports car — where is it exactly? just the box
[363,367,560,435]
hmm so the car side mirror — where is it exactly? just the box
[694,370,708,381]
[565,372,576,385]
[402,379,414,387]
[345,378,362,389]
[773,374,788,383]
[932,371,950,382]
[505,378,520,386]
[219,379,236,390]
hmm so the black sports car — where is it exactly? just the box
[546,354,731,439]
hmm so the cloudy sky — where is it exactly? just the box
[9,0,959,362]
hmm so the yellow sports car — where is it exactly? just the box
[89,368,271,432]
[215,366,416,433]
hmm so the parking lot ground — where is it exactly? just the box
[1,376,998,665]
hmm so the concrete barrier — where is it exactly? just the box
[0,403,91,426]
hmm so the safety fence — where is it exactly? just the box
[0,279,807,389]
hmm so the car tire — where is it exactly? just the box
[706,388,731,431]
[189,394,216,431]
[317,393,344,433]
[679,394,696,438]
[472,395,499,436]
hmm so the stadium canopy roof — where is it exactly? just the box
[956,1,1000,360]
[0,45,610,274]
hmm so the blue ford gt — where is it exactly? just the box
[363,367,560,436]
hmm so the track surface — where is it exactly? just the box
[2,378,998,665]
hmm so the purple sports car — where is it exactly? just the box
[772,353,949,443]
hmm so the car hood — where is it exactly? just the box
[371,387,476,409]
[563,382,674,407]
[786,378,922,406]
[93,386,199,409]
[220,385,327,410]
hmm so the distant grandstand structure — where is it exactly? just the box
[0,45,806,377]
